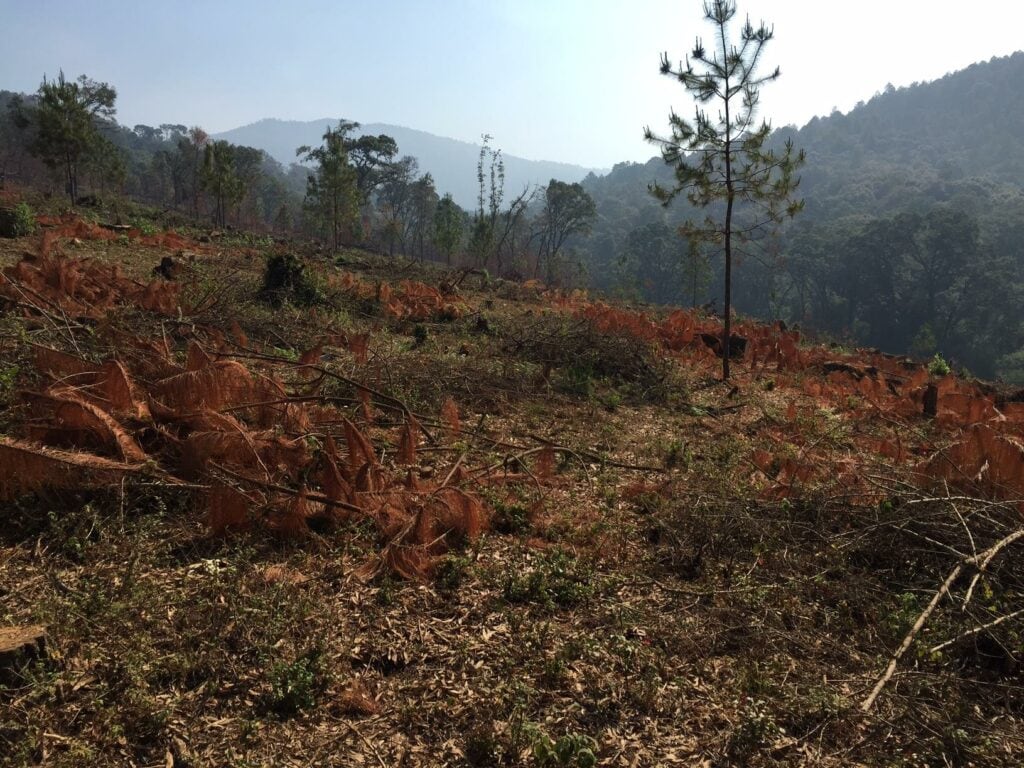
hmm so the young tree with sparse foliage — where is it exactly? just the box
[433,193,464,265]
[645,0,804,379]
[468,135,504,267]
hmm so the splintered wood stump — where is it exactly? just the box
[923,383,939,418]
[0,206,21,238]
[0,625,48,670]
[699,332,748,360]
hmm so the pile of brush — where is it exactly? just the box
[1,335,487,579]
[0,219,490,579]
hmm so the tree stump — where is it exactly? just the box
[0,625,48,672]
[923,383,939,418]
[0,206,22,238]
[699,332,748,360]
[153,255,182,280]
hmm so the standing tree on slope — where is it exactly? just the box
[298,124,361,251]
[645,0,804,379]
[14,71,117,204]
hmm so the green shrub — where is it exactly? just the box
[259,253,319,308]
[434,554,470,594]
[0,364,19,400]
[928,353,951,377]
[502,550,593,608]
[557,362,595,397]
[527,725,598,767]
[265,646,328,716]
[662,439,690,469]
[0,202,36,238]
[492,500,531,535]
[130,218,158,236]
[727,698,780,761]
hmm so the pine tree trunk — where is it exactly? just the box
[721,84,734,378]
[723,207,733,381]
[66,152,76,204]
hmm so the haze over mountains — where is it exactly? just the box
[214,119,605,209]
[216,49,1024,214]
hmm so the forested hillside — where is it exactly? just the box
[0,89,308,232]
[582,52,1024,381]
[0,82,599,275]
[4,52,1024,379]
[214,118,601,209]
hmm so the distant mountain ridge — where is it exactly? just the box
[583,50,1024,220]
[213,118,605,208]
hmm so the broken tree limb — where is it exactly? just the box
[929,607,1024,655]
[861,527,1024,712]
[214,345,437,444]
[210,462,363,515]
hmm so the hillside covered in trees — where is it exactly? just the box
[0,79,597,279]
[581,52,1024,381]
[3,52,1024,381]
[214,118,601,209]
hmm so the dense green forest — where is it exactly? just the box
[3,52,1024,380]
[581,52,1024,381]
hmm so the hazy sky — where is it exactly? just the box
[2,1,1022,168]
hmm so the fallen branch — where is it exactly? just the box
[438,452,466,489]
[215,345,437,444]
[210,462,363,515]
[929,607,1024,655]
[861,527,1024,712]
[521,433,664,473]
